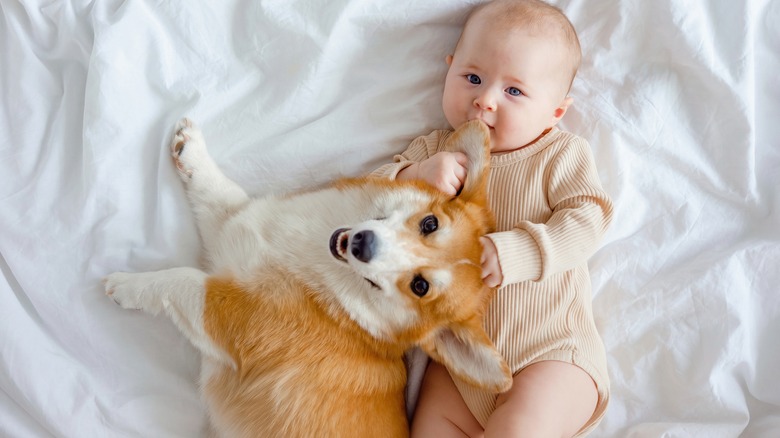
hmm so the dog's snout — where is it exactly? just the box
[350,230,376,263]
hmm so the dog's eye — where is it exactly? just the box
[420,215,438,235]
[411,275,429,297]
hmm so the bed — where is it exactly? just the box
[1,0,778,436]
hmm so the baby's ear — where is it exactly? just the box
[418,316,512,393]
[552,96,574,124]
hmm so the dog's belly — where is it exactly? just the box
[209,217,268,273]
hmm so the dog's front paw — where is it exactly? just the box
[104,272,162,314]
[171,118,209,180]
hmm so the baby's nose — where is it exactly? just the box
[473,93,496,111]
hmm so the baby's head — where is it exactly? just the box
[442,0,582,152]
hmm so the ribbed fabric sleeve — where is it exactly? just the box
[488,135,613,286]
[369,131,449,180]
[484,230,542,285]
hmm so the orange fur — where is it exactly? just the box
[203,276,409,437]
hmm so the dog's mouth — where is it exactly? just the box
[365,278,381,290]
[329,228,350,262]
[329,228,382,291]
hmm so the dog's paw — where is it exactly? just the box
[171,118,209,180]
[104,272,161,313]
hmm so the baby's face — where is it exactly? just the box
[442,21,572,152]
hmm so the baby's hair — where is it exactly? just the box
[462,0,582,94]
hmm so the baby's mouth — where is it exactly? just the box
[469,117,493,130]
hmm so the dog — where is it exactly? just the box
[104,118,512,437]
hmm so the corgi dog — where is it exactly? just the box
[104,118,511,437]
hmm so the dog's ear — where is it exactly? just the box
[441,120,491,207]
[419,316,512,393]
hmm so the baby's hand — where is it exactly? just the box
[480,237,503,288]
[398,152,468,196]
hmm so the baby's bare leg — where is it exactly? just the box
[412,360,598,438]
[485,360,598,437]
[411,361,482,438]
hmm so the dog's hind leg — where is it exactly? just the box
[170,118,250,264]
[105,268,231,365]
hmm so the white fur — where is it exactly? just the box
[104,268,231,365]
[428,269,453,289]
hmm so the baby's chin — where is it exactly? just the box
[491,131,547,154]
[487,129,520,154]
[489,131,526,153]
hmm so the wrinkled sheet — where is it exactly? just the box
[1,0,778,436]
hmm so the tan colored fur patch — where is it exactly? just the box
[203,276,409,437]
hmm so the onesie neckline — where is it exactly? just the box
[489,126,561,167]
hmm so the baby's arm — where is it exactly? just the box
[370,130,469,195]
[480,236,503,288]
[488,139,613,287]
[397,152,468,196]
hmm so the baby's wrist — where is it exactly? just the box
[397,163,419,181]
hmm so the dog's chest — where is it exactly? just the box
[209,190,363,274]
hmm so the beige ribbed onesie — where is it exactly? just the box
[372,126,613,435]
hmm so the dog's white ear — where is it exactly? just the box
[441,120,491,206]
[419,317,513,393]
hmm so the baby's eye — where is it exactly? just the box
[466,74,481,85]
[506,87,522,96]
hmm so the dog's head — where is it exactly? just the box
[327,120,511,393]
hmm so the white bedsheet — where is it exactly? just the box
[1,0,778,436]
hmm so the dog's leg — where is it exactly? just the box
[105,268,230,364]
[170,118,250,263]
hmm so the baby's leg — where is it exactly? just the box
[170,118,250,264]
[485,360,598,437]
[410,361,483,438]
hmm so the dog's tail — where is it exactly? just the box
[441,120,491,205]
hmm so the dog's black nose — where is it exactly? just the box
[350,230,375,263]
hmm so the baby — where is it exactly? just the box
[372,0,613,436]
